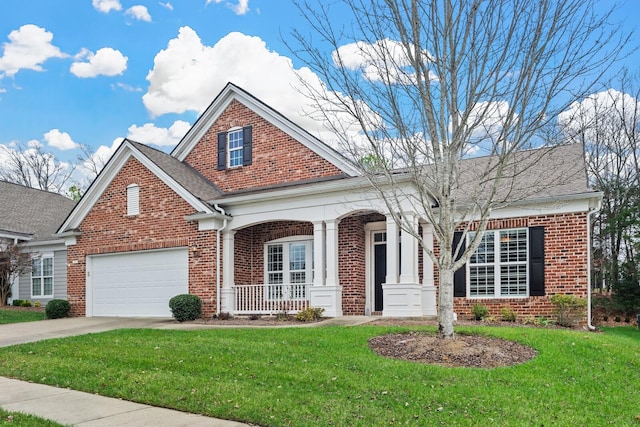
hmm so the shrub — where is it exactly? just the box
[33,300,41,308]
[45,299,71,319]
[21,300,32,307]
[296,307,325,322]
[12,299,23,307]
[218,311,231,320]
[471,304,489,320]
[550,294,587,327]
[500,306,517,322]
[169,294,202,322]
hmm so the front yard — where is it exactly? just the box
[0,307,45,324]
[0,325,638,426]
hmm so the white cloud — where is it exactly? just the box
[70,47,128,78]
[127,120,191,147]
[333,38,436,84]
[159,2,173,10]
[142,28,370,148]
[126,5,152,22]
[112,82,142,92]
[208,0,250,15]
[93,0,122,13]
[44,129,80,150]
[0,25,66,77]
[80,137,124,179]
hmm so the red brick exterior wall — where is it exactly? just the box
[233,221,314,285]
[66,157,219,317]
[445,212,589,319]
[184,100,344,193]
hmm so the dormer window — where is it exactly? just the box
[127,184,139,216]
[217,125,252,170]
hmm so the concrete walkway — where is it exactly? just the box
[0,315,377,426]
[0,377,250,426]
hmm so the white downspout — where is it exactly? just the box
[213,204,228,316]
[586,200,601,331]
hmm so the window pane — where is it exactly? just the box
[32,278,41,296]
[500,265,527,296]
[228,129,243,149]
[229,149,243,167]
[268,272,283,285]
[43,277,53,295]
[290,271,306,283]
[470,232,495,264]
[289,243,306,271]
[267,245,283,272]
[500,229,527,263]
[32,259,41,277]
[43,258,53,276]
[469,266,495,296]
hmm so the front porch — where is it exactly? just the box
[217,212,438,318]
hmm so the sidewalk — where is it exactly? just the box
[0,377,251,426]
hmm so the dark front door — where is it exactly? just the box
[374,243,386,312]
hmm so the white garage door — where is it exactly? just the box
[88,248,188,317]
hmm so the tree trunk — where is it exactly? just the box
[438,268,455,339]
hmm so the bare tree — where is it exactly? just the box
[0,242,32,306]
[291,0,630,337]
[559,69,640,288]
[0,142,76,194]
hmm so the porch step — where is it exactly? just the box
[371,311,383,316]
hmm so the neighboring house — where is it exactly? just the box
[56,83,601,318]
[0,181,76,305]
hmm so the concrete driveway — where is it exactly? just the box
[0,317,173,348]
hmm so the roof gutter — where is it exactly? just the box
[586,198,601,331]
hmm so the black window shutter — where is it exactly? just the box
[529,226,545,296]
[242,125,252,166]
[217,132,227,171]
[453,231,466,297]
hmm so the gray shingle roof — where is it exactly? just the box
[0,181,76,241]
[449,143,592,205]
[128,140,222,202]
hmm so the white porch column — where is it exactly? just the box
[313,221,325,287]
[309,219,342,317]
[421,223,437,316]
[220,229,235,314]
[325,219,339,287]
[399,213,419,284]
[382,214,422,317]
[385,216,399,285]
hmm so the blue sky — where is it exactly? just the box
[0,0,638,189]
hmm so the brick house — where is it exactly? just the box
[56,83,601,319]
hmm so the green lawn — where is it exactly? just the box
[0,308,45,324]
[0,325,638,426]
[0,407,66,426]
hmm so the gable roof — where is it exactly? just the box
[57,139,223,234]
[171,82,361,176]
[0,180,76,242]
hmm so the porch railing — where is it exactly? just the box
[233,283,310,315]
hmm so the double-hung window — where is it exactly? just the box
[227,128,244,168]
[32,255,54,298]
[265,238,313,300]
[468,228,528,297]
[217,126,253,170]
